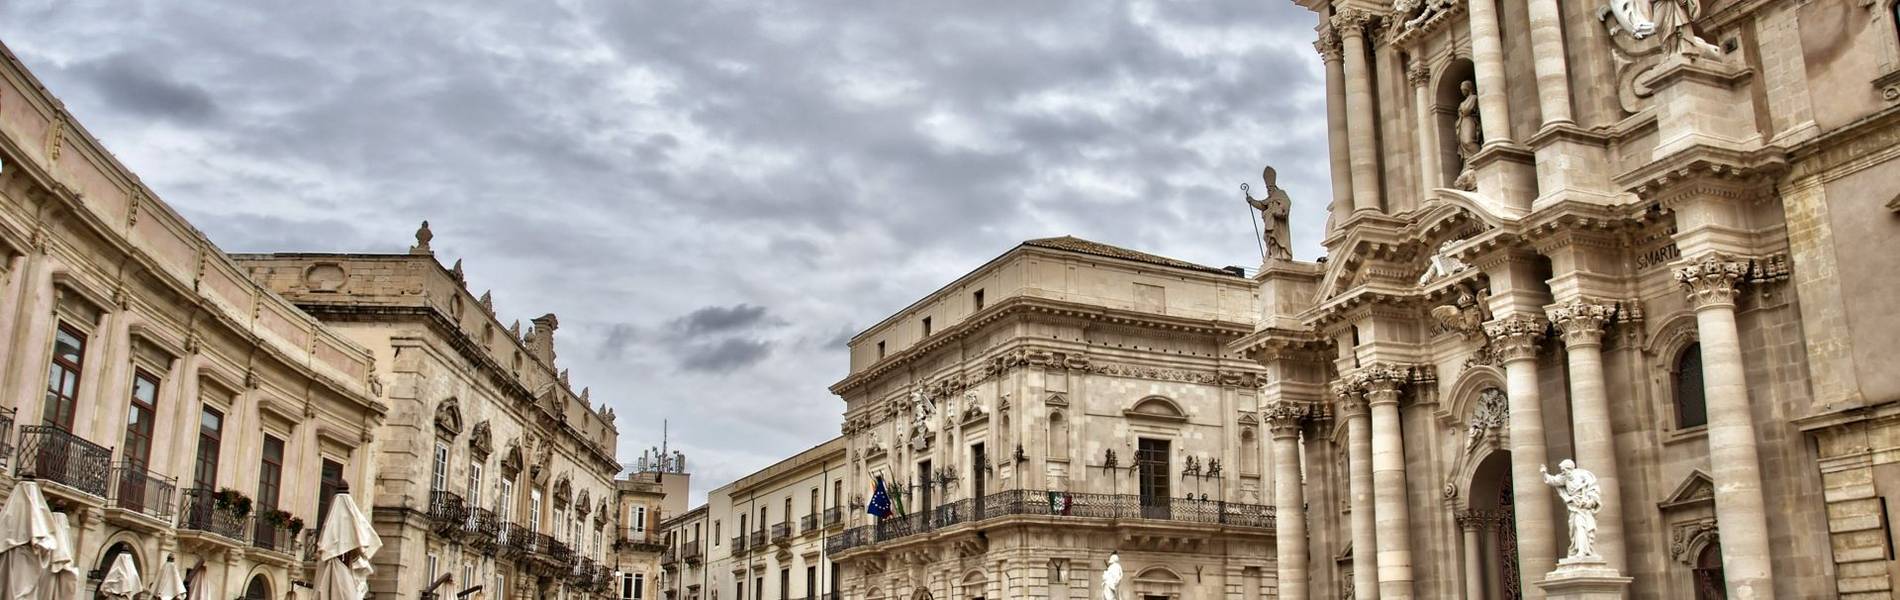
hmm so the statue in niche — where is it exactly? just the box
[1542,459,1603,560]
[1452,79,1481,191]
[1650,0,1722,56]
[1244,166,1294,261]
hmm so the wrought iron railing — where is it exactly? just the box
[253,517,296,554]
[823,506,842,527]
[771,522,791,542]
[731,535,747,553]
[547,537,574,565]
[108,461,176,521]
[15,425,112,497]
[469,507,501,554]
[682,541,702,562]
[799,514,817,535]
[501,523,536,558]
[428,490,467,535]
[0,407,15,472]
[824,489,1274,554]
[748,529,766,548]
[178,488,251,540]
[661,546,678,566]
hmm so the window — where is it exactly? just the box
[621,573,635,600]
[779,569,789,600]
[876,341,886,360]
[427,554,439,588]
[529,489,543,533]
[634,574,646,600]
[467,462,483,506]
[461,564,474,597]
[194,408,224,490]
[498,478,514,517]
[1674,343,1708,429]
[432,443,450,493]
[754,576,763,600]
[319,459,345,528]
[633,505,647,534]
[123,371,159,466]
[921,317,932,337]
[259,436,285,513]
[809,488,819,517]
[973,289,985,311]
[736,581,744,600]
[832,480,842,509]
[43,324,85,430]
[1136,438,1171,509]
[805,566,816,600]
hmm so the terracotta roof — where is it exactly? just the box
[1022,236,1240,276]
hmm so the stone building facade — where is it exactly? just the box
[658,506,710,600]
[678,436,847,600]
[0,39,384,600]
[614,467,691,600]
[823,237,1277,600]
[1252,1,1900,599]
[235,245,624,600]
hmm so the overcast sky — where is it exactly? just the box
[2,0,1331,506]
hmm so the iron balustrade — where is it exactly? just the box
[799,514,817,535]
[428,490,467,535]
[823,489,1275,554]
[0,407,14,471]
[748,529,765,548]
[254,517,296,554]
[770,522,791,542]
[15,425,112,497]
[468,508,501,554]
[730,535,747,553]
[547,537,574,565]
[178,488,250,540]
[108,461,176,521]
[823,507,842,527]
[502,524,536,558]
[661,547,678,566]
[681,542,703,562]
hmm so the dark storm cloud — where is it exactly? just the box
[0,0,1330,503]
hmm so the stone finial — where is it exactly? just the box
[529,313,560,364]
[479,291,494,314]
[510,320,522,339]
[450,259,466,286]
[410,220,434,255]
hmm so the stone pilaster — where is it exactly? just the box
[1362,366,1415,599]
[1547,299,1627,573]
[1408,62,1442,192]
[1332,7,1383,214]
[1316,25,1355,218]
[1335,381,1379,600]
[1674,255,1775,600]
[1484,315,1557,599]
[1265,400,1309,600]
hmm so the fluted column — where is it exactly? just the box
[1547,300,1626,570]
[1336,382,1379,600]
[1364,368,1414,599]
[1675,256,1775,600]
[1316,26,1355,218]
[1524,0,1572,126]
[1460,514,1486,600]
[1332,8,1383,213]
[1465,0,1513,145]
[1408,62,1442,192]
[1266,401,1310,600]
[1483,316,1555,599]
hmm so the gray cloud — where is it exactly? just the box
[0,0,1329,504]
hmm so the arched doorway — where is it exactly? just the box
[1694,543,1726,600]
[242,575,270,600]
[1465,450,1521,600]
[94,542,141,600]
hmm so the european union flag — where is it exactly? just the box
[867,475,893,518]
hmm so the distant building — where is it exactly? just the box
[613,460,691,600]
[660,437,848,600]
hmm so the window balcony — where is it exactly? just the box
[799,514,817,535]
[730,535,747,554]
[107,461,176,523]
[428,490,467,536]
[824,489,1276,555]
[253,516,297,555]
[823,506,842,527]
[467,507,501,555]
[177,488,250,541]
[770,522,791,544]
[501,523,536,559]
[747,530,765,549]
[682,542,703,563]
[15,425,112,498]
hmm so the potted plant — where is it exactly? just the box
[287,516,306,534]
[213,488,254,518]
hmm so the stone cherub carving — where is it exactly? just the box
[1392,0,1454,30]
[1244,165,1294,262]
[1101,553,1123,600]
[1542,459,1603,560]
[1452,80,1481,190]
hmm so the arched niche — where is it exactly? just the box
[1133,565,1185,599]
[1433,56,1479,186]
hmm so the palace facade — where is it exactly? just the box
[824,237,1278,600]
[1249,1,1900,599]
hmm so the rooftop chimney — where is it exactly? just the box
[529,313,559,365]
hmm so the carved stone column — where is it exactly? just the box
[1464,0,1513,146]
[1484,316,1556,599]
[1266,401,1310,600]
[1459,513,1486,600]
[1408,62,1442,192]
[1316,26,1356,218]
[1547,299,1626,572]
[1525,0,1572,126]
[1336,382,1379,600]
[1364,367,1415,599]
[1332,8,1383,214]
[1675,255,1775,600]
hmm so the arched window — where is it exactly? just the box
[243,575,270,600]
[1047,411,1070,460]
[1694,542,1725,600]
[1674,343,1707,428]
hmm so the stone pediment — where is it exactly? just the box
[435,398,464,437]
[1124,396,1188,423]
[1658,470,1716,511]
[1044,392,1068,407]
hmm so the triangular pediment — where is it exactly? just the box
[1659,470,1716,510]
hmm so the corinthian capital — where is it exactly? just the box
[1360,364,1409,406]
[1483,316,1547,363]
[1331,380,1367,416]
[1674,254,1747,309]
[1547,299,1615,348]
[1329,8,1378,37]
[1406,62,1431,88]
[1313,25,1343,62]
[1263,401,1310,436]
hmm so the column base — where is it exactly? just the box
[1537,556,1632,600]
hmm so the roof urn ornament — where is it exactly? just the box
[410,220,434,255]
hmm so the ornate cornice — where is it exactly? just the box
[1673,253,1747,310]
[1547,299,1616,348]
[1482,316,1546,363]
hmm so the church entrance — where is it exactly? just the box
[1465,450,1522,600]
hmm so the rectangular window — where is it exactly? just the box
[1137,438,1171,517]
[467,462,483,506]
[259,436,285,512]
[832,480,842,509]
[426,554,438,588]
[714,520,721,545]
[805,566,816,600]
[779,569,788,600]
[736,581,743,600]
[621,574,634,600]
[319,459,345,528]
[634,505,647,534]
[973,289,985,311]
[194,407,224,490]
[529,489,543,534]
[876,341,885,360]
[432,442,449,493]
[43,324,86,430]
[633,573,645,600]
[123,370,159,466]
[498,479,514,518]
[921,317,932,337]
[754,576,762,600]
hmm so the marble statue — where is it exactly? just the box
[1245,166,1294,261]
[1453,80,1481,190]
[1603,0,1658,39]
[1416,240,1472,285]
[1651,0,1722,56]
[1542,459,1603,560]
[1100,553,1123,600]
[1393,0,1454,30]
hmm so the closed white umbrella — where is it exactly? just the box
[41,513,78,600]
[0,481,56,600]
[100,551,141,600]
[151,556,187,600]
[314,493,381,600]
